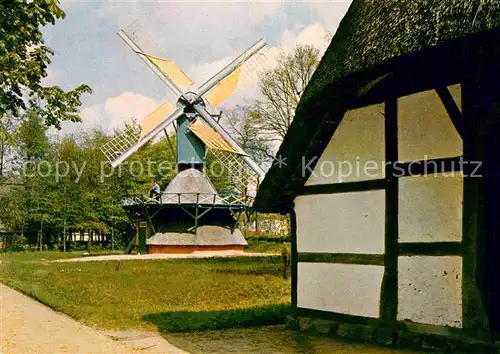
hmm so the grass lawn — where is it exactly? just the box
[0,252,290,332]
[245,240,290,254]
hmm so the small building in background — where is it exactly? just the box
[69,230,107,243]
[255,0,500,350]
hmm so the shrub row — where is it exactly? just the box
[245,234,290,242]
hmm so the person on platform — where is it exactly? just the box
[149,179,161,201]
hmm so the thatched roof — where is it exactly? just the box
[255,0,500,213]
[162,168,225,204]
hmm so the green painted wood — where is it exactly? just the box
[138,222,147,254]
[380,98,398,322]
[298,253,385,266]
[398,242,462,256]
[177,115,206,166]
[300,179,386,196]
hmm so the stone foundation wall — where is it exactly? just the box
[147,245,245,254]
[286,315,499,353]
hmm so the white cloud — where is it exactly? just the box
[281,23,332,54]
[189,56,233,86]
[104,91,157,125]
[62,91,158,134]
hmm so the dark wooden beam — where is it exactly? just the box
[435,86,465,139]
[398,242,462,256]
[380,98,398,322]
[393,156,463,178]
[298,253,385,266]
[296,307,385,328]
[300,179,386,196]
[461,80,490,332]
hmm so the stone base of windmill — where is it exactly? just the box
[146,225,247,254]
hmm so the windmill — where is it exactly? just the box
[101,24,268,254]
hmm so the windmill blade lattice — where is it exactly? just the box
[122,20,163,58]
[207,149,259,193]
[100,125,141,163]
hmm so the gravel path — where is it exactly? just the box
[54,251,271,263]
[0,284,185,353]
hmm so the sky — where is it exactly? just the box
[41,0,352,135]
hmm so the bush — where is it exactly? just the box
[89,243,103,253]
[49,243,61,251]
[5,234,28,252]
[246,234,290,243]
[105,235,124,251]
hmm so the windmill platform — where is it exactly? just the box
[122,168,251,254]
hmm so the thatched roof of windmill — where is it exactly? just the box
[161,168,225,204]
[255,0,500,212]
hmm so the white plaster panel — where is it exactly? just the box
[305,104,385,185]
[399,173,463,243]
[398,256,462,328]
[398,89,462,162]
[298,262,384,318]
[295,191,385,254]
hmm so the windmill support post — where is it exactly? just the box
[164,128,176,159]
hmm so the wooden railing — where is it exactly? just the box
[120,193,254,207]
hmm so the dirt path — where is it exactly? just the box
[54,251,271,263]
[0,284,184,353]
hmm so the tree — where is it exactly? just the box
[16,110,51,249]
[252,45,321,141]
[0,0,91,127]
[223,105,273,164]
[0,116,16,177]
[16,109,49,162]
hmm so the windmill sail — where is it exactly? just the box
[139,100,175,139]
[188,117,244,155]
[204,65,242,108]
[201,45,272,109]
[138,52,193,91]
[119,23,186,97]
